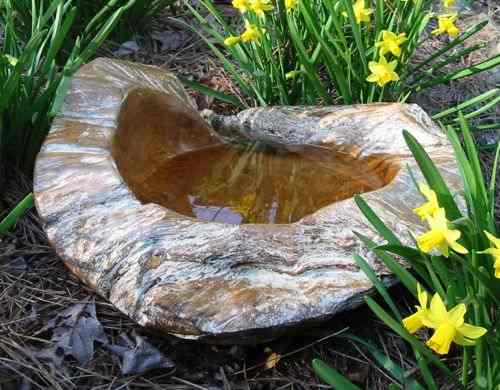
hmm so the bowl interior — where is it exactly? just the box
[112,88,400,224]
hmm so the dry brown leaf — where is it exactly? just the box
[264,352,281,370]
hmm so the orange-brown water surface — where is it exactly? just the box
[112,89,399,224]
[133,142,399,224]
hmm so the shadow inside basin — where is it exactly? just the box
[113,89,401,224]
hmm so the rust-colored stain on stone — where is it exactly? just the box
[34,58,461,343]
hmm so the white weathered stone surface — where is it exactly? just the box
[34,58,461,343]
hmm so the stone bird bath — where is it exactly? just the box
[34,58,461,343]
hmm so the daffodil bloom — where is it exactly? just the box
[424,294,486,355]
[404,290,487,355]
[402,284,429,333]
[241,21,265,43]
[479,231,500,278]
[224,36,241,46]
[285,70,301,79]
[3,54,18,66]
[416,208,468,257]
[432,14,460,38]
[413,182,439,220]
[232,0,250,13]
[352,0,373,24]
[443,0,455,7]
[285,0,298,11]
[376,31,407,57]
[249,0,274,16]
[366,56,399,87]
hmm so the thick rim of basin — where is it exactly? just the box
[34,58,461,342]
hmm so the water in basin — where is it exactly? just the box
[134,142,397,224]
[112,89,399,224]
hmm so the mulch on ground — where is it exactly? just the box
[2,169,431,389]
[1,1,499,389]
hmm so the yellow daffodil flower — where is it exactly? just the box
[285,0,298,11]
[424,294,486,355]
[432,14,460,38]
[241,21,265,42]
[443,0,455,7]
[479,231,500,278]
[249,0,274,16]
[376,31,407,57]
[402,284,429,333]
[366,56,399,87]
[352,0,373,23]
[404,289,487,355]
[3,54,18,66]
[285,70,301,79]
[224,36,241,46]
[232,0,250,13]
[416,208,468,257]
[413,183,440,220]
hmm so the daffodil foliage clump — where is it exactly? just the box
[186,0,500,107]
[313,116,500,389]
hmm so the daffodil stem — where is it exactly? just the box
[471,250,479,292]
[473,302,483,380]
[424,258,446,299]
[461,348,470,386]
[415,350,438,390]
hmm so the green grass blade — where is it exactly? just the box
[41,6,77,76]
[410,20,488,74]
[356,233,419,298]
[75,0,136,68]
[416,54,500,91]
[312,359,362,390]
[48,73,72,117]
[451,254,500,303]
[354,195,402,245]
[298,1,351,102]
[0,193,34,236]
[340,0,367,72]
[353,254,402,321]
[376,245,423,263]
[178,77,245,108]
[365,296,452,375]
[489,143,500,220]
[459,114,490,222]
[403,130,462,220]
[286,14,331,103]
[410,43,486,87]
[341,334,426,389]
[456,95,500,122]
[432,89,499,120]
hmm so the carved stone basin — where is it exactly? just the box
[34,58,461,343]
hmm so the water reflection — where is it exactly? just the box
[134,142,399,224]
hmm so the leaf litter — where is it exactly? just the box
[30,298,174,376]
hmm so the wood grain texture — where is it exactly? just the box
[34,58,461,343]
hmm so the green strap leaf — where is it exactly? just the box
[432,89,499,121]
[312,359,362,390]
[179,77,245,108]
[353,254,402,321]
[403,130,462,221]
[365,296,452,376]
[341,334,426,389]
[356,233,419,298]
[354,195,402,245]
[0,193,34,236]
